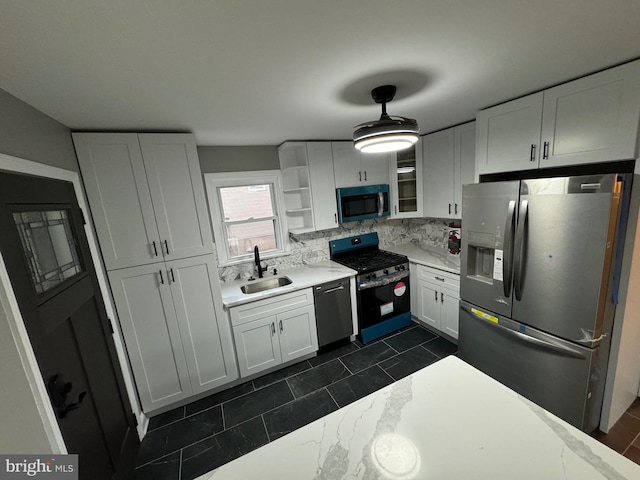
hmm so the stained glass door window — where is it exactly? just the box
[13,209,83,294]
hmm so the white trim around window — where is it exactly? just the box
[205,170,289,266]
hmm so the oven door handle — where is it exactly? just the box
[377,191,384,217]
[357,271,409,291]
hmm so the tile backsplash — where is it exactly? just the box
[218,217,452,282]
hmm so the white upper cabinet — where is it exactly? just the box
[73,133,162,269]
[306,142,339,230]
[74,133,213,270]
[423,121,476,219]
[278,141,338,233]
[389,140,423,219]
[138,134,214,260]
[540,60,640,167]
[476,60,640,175]
[331,142,390,188]
[476,93,543,175]
[454,122,477,211]
[424,128,456,218]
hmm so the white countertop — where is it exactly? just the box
[386,242,461,274]
[198,356,640,480]
[220,260,356,308]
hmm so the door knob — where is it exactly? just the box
[47,374,87,419]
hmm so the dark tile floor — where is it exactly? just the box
[135,322,640,479]
[135,323,454,480]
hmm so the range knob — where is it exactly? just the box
[383,269,389,275]
[395,265,406,271]
[367,273,377,280]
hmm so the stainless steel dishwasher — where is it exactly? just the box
[313,279,352,347]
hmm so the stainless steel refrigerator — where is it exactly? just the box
[458,173,629,432]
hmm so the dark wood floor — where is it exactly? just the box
[591,398,640,464]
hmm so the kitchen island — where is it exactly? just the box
[197,356,640,479]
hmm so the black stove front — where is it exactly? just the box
[329,233,411,343]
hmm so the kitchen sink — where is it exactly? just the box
[241,276,292,294]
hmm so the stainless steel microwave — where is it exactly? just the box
[336,184,390,223]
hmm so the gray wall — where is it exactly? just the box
[0,88,78,171]
[0,87,79,453]
[198,145,279,173]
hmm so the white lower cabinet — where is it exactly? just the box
[108,254,238,412]
[230,289,318,378]
[411,264,460,340]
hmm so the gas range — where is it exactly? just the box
[330,248,409,288]
[329,232,409,289]
[329,232,411,343]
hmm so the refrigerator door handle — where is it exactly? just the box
[513,199,529,301]
[503,200,517,298]
[462,305,586,359]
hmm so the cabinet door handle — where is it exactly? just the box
[455,203,458,215]
[163,240,169,255]
[441,292,444,303]
[364,171,367,181]
[434,291,438,302]
[271,322,275,336]
[152,241,158,257]
[395,205,397,215]
[530,144,536,162]
[448,203,452,214]
[279,320,283,333]
[334,213,338,224]
[158,270,164,285]
[170,268,175,283]
[359,171,362,181]
[434,276,445,282]
[543,141,549,160]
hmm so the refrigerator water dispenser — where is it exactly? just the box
[466,231,496,285]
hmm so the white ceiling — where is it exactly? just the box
[1,1,639,146]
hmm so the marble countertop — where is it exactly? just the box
[220,260,356,308]
[198,356,640,480]
[386,242,461,274]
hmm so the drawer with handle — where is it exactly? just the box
[416,264,460,291]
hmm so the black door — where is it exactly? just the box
[0,172,138,479]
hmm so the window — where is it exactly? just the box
[13,209,83,293]
[205,171,288,265]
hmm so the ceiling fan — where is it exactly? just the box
[353,85,420,154]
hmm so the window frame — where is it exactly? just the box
[205,171,289,266]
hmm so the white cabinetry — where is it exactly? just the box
[423,122,475,219]
[74,133,237,413]
[389,141,423,218]
[476,60,640,175]
[411,264,460,339]
[73,133,213,270]
[332,142,390,188]
[230,289,318,378]
[108,255,237,411]
[279,142,338,233]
